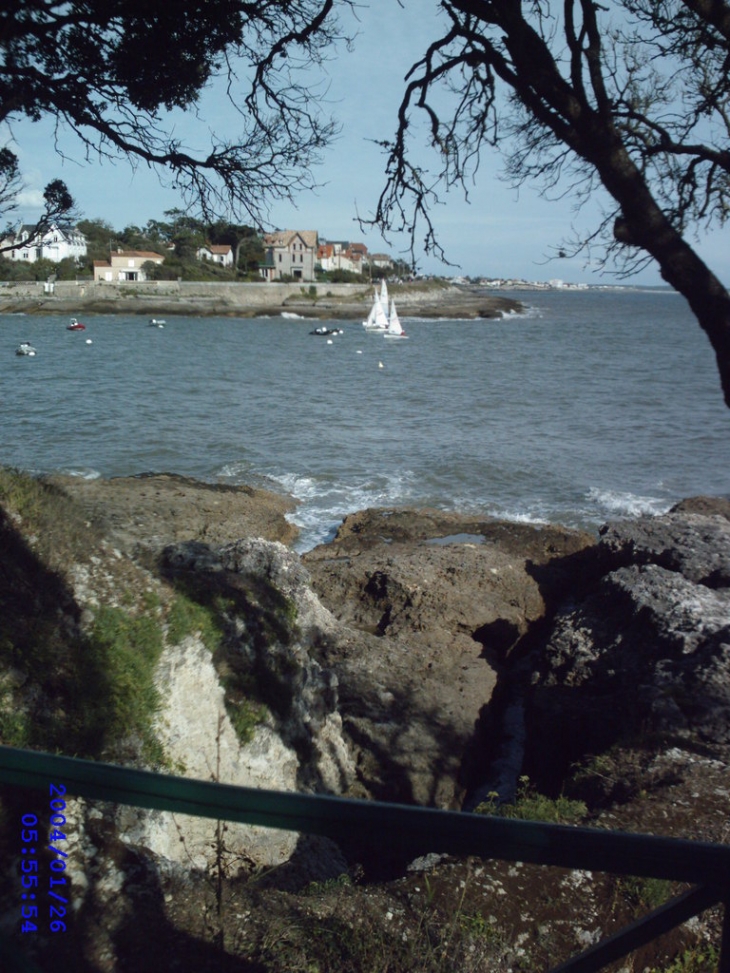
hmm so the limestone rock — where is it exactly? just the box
[304,507,595,808]
[598,508,730,587]
[527,510,730,781]
[161,538,356,798]
[128,635,300,871]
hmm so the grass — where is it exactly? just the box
[166,591,226,650]
[648,945,720,972]
[0,468,170,761]
[475,776,588,824]
[616,874,674,913]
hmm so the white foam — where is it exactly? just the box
[264,469,419,550]
[586,487,672,519]
[58,467,101,480]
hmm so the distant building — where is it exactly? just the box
[260,230,317,281]
[1,222,87,263]
[317,240,368,275]
[369,253,393,270]
[93,249,165,282]
[197,243,234,268]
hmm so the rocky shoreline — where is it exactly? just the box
[1,471,729,972]
[0,280,523,320]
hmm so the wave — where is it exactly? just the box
[585,487,673,520]
[264,470,418,550]
[57,467,102,480]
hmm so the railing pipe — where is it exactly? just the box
[1,746,729,889]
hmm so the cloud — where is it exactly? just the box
[15,188,46,210]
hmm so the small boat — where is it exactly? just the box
[67,318,86,331]
[383,300,408,339]
[362,282,390,331]
[16,342,37,356]
[309,326,343,336]
[149,318,165,327]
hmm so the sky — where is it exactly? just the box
[4,1,729,286]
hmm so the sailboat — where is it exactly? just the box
[362,285,389,331]
[383,300,408,339]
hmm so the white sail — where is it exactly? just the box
[384,300,407,338]
[380,278,389,310]
[363,292,389,330]
[374,297,389,329]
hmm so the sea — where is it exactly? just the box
[2,287,729,551]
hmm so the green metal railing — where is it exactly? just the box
[0,745,728,972]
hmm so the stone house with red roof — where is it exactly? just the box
[260,230,317,281]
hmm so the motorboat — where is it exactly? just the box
[149,318,165,327]
[67,318,86,331]
[309,326,343,336]
[16,342,37,356]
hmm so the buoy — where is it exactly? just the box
[378,361,384,368]
[327,339,333,345]
[85,339,92,345]
[356,350,363,354]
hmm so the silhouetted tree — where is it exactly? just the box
[374,0,730,407]
[0,0,350,228]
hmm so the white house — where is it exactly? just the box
[93,249,165,282]
[1,223,87,263]
[197,243,234,268]
[317,241,368,275]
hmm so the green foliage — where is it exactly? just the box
[475,776,587,824]
[166,592,225,652]
[225,697,268,745]
[0,468,170,761]
[0,255,82,281]
[303,874,352,897]
[648,945,719,973]
[77,605,165,758]
[0,682,30,747]
[317,268,363,283]
[617,874,674,913]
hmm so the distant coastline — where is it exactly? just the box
[0,279,524,320]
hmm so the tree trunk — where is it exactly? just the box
[590,133,730,408]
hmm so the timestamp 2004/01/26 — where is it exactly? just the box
[20,782,69,933]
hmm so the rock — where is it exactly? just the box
[526,509,730,784]
[599,509,730,587]
[136,635,301,871]
[43,472,299,552]
[304,507,595,808]
[161,538,356,797]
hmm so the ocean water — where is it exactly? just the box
[2,288,729,550]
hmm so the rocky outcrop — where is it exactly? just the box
[303,507,595,808]
[4,474,730,972]
[525,504,730,787]
[161,537,354,797]
[43,472,299,553]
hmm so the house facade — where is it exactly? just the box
[1,223,87,263]
[93,249,165,282]
[260,230,317,281]
[317,240,368,275]
[196,244,234,268]
[370,253,394,270]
